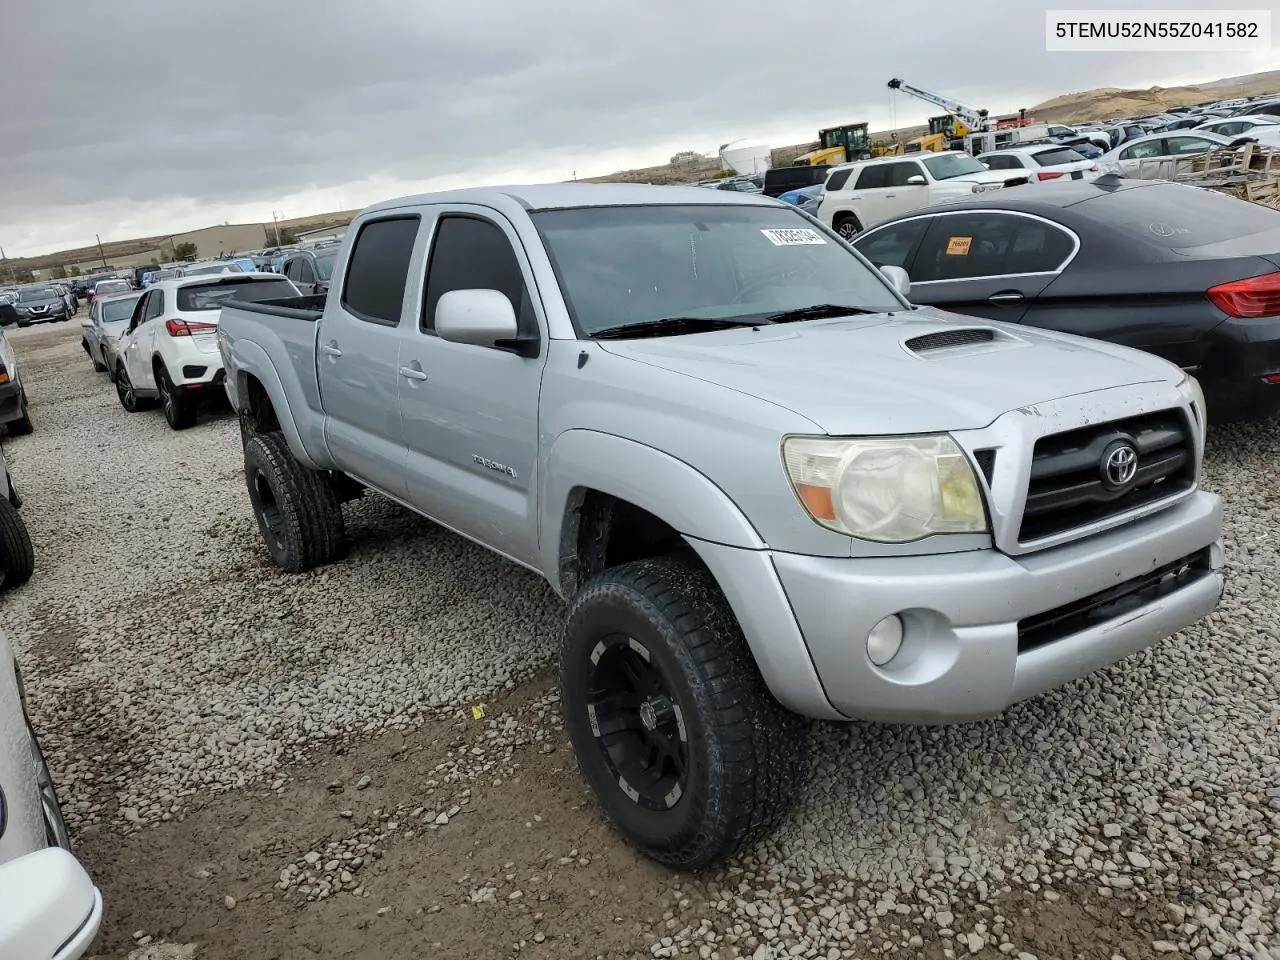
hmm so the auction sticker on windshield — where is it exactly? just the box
[946,236,973,255]
[761,228,827,246]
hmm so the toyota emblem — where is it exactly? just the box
[1101,442,1138,489]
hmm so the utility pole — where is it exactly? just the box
[0,247,8,284]
[271,211,281,246]
[95,233,108,268]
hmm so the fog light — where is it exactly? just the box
[867,615,904,666]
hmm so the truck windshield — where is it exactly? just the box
[530,204,902,336]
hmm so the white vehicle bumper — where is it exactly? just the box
[0,847,103,960]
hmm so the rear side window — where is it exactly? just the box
[1032,147,1085,166]
[422,215,536,339]
[341,216,421,324]
[177,279,300,311]
[981,154,1023,170]
[854,165,889,189]
[825,168,853,191]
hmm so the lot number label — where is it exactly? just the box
[945,236,973,256]
[761,228,827,246]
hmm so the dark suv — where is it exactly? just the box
[13,287,69,326]
[762,164,832,197]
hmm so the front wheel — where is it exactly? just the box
[6,389,32,437]
[0,497,34,589]
[115,364,151,412]
[244,431,346,573]
[561,554,807,871]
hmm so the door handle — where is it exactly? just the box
[884,193,896,198]
[399,365,428,382]
[988,291,1025,303]
[320,342,342,357]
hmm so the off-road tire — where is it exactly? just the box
[6,388,33,436]
[561,553,807,870]
[243,431,345,573]
[157,366,197,430]
[0,497,34,589]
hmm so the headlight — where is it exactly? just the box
[782,434,988,542]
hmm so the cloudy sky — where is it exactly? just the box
[2,0,1276,257]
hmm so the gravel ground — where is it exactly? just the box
[1,322,1277,960]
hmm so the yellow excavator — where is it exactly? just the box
[792,122,871,166]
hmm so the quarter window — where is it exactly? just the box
[910,213,1074,282]
[422,215,536,340]
[825,168,853,191]
[341,216,421,325]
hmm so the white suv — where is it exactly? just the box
[114,273,300,430]
[817,151,1024,239]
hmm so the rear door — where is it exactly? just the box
[396,206,549,566]
[904,211,1074,322]
[316,214,422,498]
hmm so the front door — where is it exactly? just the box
[124,290,164,390]
[315,214,422,498]
[397,206,549,567]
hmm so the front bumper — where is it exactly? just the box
[703,491,1223,724]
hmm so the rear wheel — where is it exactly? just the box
[0,497,34,589]
[157,366,197,430]
[6,388,33,437]
[833,214,862,241]
[561,553,806,870]
[244,431,346,573]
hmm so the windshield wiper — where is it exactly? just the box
[591,316,765,340]
[755,303,883,324]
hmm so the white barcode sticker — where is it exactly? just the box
[761,228,827,246]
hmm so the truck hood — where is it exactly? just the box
[597,307,1177,435]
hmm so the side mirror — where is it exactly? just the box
[0,848,103,959]
[905,175,927,185]
[435,289,520,350]
[880,265,911,298]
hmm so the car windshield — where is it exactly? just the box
[529,204,902,336]
[19,288,58,301]
[313,251,338,280]
[102,296,142,323]
[1086,182,1280,249]
[176,277,298,311]
[96,281,129,293]
[921,153,988,180]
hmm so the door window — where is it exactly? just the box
[853,165,889,190]
[884,161,925,187]
[296,259,317,284]
[1166,136,1218,155]
[853,219,929,270]
[911,213,1074,282]
[340,216,421,325]
[422,215,536,340]
[1120,139,1166,160]
[145,291,164,321]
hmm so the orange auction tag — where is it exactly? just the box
[946,236,972,255]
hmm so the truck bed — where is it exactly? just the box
[221,294,327,322]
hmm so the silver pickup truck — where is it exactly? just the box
[218,184,1224,870]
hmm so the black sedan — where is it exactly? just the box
[851,177,1280,421]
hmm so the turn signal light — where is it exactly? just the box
[164,319,218,337]
[1207,272,1280,318]
[1037,171,1065,181]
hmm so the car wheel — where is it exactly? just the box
[91,351,107,373]
[114,364,151,412]
[157,366,197,430]
[6,389,33,437]
[560,553,807,870]
[0,496,34,590]
[834,215,862,241]
[29,725,72,850]
[243,431,346,573]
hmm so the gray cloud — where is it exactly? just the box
[2,0,1274,255]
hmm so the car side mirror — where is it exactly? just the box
[905,175,927,185]
[880,265,911,298]
[435,289,527,353]
[0,848,102,959]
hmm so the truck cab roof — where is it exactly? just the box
[361,183,785,216]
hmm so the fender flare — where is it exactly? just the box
[228,339,321,471]
[540,429,765,593]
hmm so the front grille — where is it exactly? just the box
[1019,409,1194,543]
[1017,546,1212,653]
[906,328,996,353]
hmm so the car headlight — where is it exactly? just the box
[782,434,988,542]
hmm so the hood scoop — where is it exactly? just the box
[905,326,1022,358]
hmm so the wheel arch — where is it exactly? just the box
[228,340,321,470]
